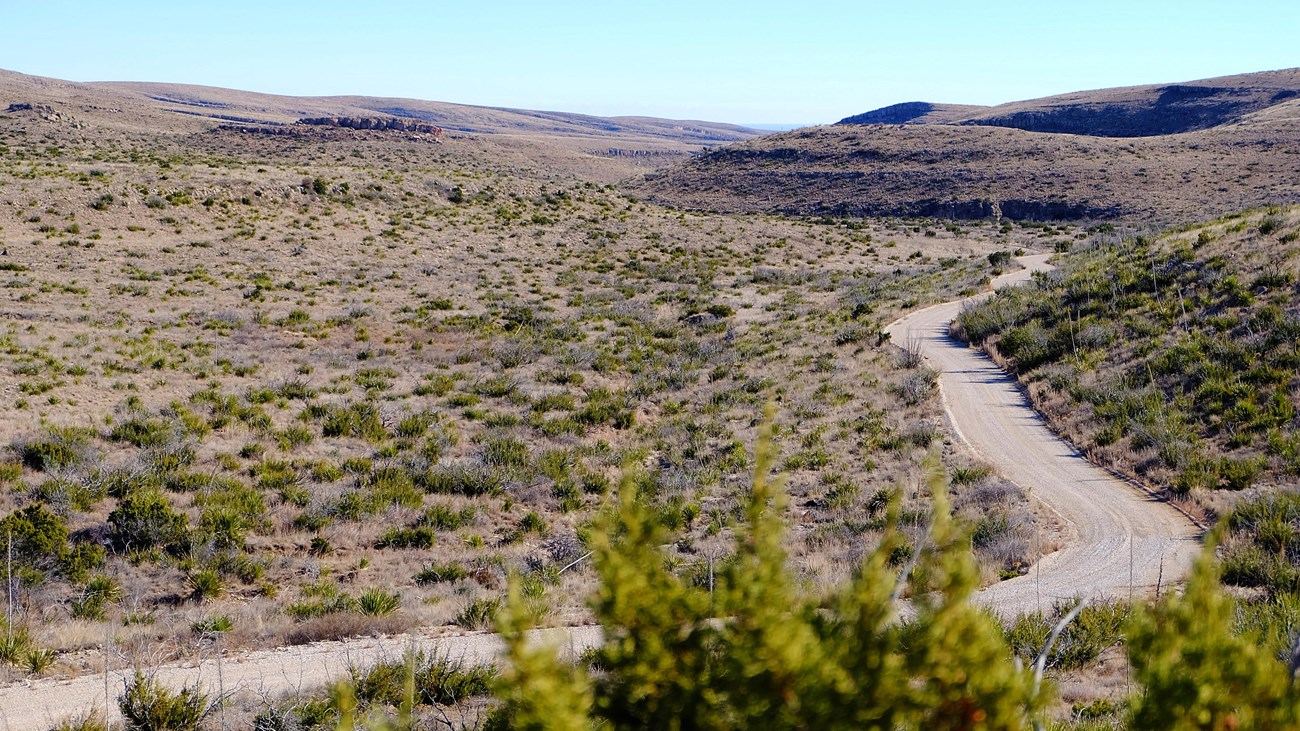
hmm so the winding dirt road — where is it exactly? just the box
[0,255,1201,728]
[884,254,1201,616]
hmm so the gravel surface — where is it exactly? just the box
[885,254,1201,616]
[0,625,603,729]
[0,255,1201,728]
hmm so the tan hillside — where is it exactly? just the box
[630,69,1300,222]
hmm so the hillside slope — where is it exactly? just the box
[630,69,1300,222]
[955,206,1300,505]
[0,68,762,183]
[840,68,1300,137]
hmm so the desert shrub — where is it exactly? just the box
[474,375,519,398]
[276,425,314,450]
[118,671,209,731]
[195,484,267,549]
[141,442,197,475]
[575,388,635,429]
[47,710,108,731]
[1004,600,1127,671]
[186,568,225,602]
[25,647,57,675]
[286,577,360,620]
[415,562,468,585]
[376,526,436,549]
[420,504,477,530]
[419,464,505,497]
[190,614,233,635]
[1259,214,1285,235]
[315,401,388,442]
[359,466,424,512]
[108,418,174,448]
[60,544,107,584]
[481,434,531,470]
[0,623,32,665]
[14,426,94,471]
[1128,533,1300,729]
[108,490,189,553]
[416,653,497,705]
[518,511,547,534]
[355,367,397,393]
[951,464,993,485]
[0,503,69,571]
[349,651,497,714]
[454,597,502,630]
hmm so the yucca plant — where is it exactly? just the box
[358,589,401,618]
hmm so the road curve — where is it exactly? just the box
[0,256,1202,727]
[884,254,1201,616]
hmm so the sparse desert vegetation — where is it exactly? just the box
[0,75,1055,694]
[2,62,1300,730]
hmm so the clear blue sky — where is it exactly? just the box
[3,1,1297,125]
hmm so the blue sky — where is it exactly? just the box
[3,1,1297,125]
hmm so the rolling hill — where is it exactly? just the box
[0,68,764,183]
[629,69,1300,222]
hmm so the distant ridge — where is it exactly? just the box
[837,67,1300,137]
[630,68,1300,222]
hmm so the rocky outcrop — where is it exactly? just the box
[296,116,443,135]
[6,102,64,121]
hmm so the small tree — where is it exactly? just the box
[1127,528,1300,730]
[494,409,1044,730]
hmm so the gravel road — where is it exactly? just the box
[0,255,1201,728]
[0,626,603,730]
[884,254,1201,616]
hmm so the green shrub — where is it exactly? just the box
[47,709,108,731]
[415,562,467,585]
[25,647,56,675]
[315,401,388,442]
[190,615,233,635]
[1004,600,1127,671]
[375,526,435,549]
[118,671,209,731]
[108,490,189,553]
[454,597,501,630]
[419,464,504,497]
[108,418,174,448]
[0,503,68,570]
[494,428,1044,730]
[14,426,94,471]
[481,434,531,469]
[421,504,476,530]
[1128,535,1300,729]
[0,623,32,665]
